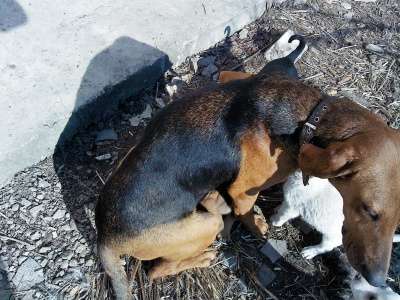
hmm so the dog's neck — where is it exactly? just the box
[309,98,388,147]
[273,92,387,157]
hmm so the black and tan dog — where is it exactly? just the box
[96,35,400,299]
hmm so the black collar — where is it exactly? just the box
[299,96,336,185]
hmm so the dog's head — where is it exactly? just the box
[299,129,400,287]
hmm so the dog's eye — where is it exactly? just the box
[362,203,379,221]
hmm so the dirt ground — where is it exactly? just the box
[1,0,399,299]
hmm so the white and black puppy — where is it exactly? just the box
[270,170,344,259]
[271,171,400,299]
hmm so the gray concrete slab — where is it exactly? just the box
[0,0,266,185]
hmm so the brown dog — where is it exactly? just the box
[96,35,399,299]
[221,68,400,287]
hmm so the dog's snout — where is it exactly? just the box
[361,264,387,288]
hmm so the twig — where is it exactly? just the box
[245,269,279,300]
[230,43,272,71]
[377,59,396,92]
[0,211,9,219]
[0,234,32,247]
[296,281,318,300]
[95,170,106,185]
[155,81,159,101]
[304,73,324,81]
[331,45,358,52]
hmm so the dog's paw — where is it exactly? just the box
[254,214,269,237]
[301,246,322,259]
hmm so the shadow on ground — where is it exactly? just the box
[0,0,27,31]
[53,37,172,254]
[0,258,14,300]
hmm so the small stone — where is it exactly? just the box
[21,290,35,300]
[341,2,351,9]
[60,225,72,232]
[39,247,51,254]
[52,209,66,219]
[95,129,118,143]
[20,199,31,206]
[11,204,19,212]
[257,264,276,287]
[95,153,112,161]
[30,205,44,218]
[69,259,78,267]
[365,44,384,54]
[62,251,74,260]
[40,259,48,268]
[17,257,26,265]
[38,180,51,189]
[344,12,354,21]
[60,261,69,270]
[355,0,376,2]
[76,245,87,255]
[201,64,218,78]
[260,239,288,263]
[36,194,44,200]
[26,244,36,251]
[239,28,248,39]
[12,258,44,290]
[31,232,41,241]
[129,104,152,126]
[197,56,215,68]
[85,259,94,267]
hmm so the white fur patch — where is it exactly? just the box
[271,170,344,259]
[351,275,400,300]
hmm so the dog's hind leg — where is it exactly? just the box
[99,210,223,298]
[146,211,223,279]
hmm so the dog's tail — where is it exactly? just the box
[287,35,306,63]
[99,243,131,300]
[393,234,400,243]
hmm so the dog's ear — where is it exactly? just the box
[218,71,252,84]
[299,142,359,178]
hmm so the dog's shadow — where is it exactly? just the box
[53,37,171,254]
[0,257,14,300]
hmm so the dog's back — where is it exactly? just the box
[96,87,244,240]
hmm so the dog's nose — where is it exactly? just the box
[361,265,387,288]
